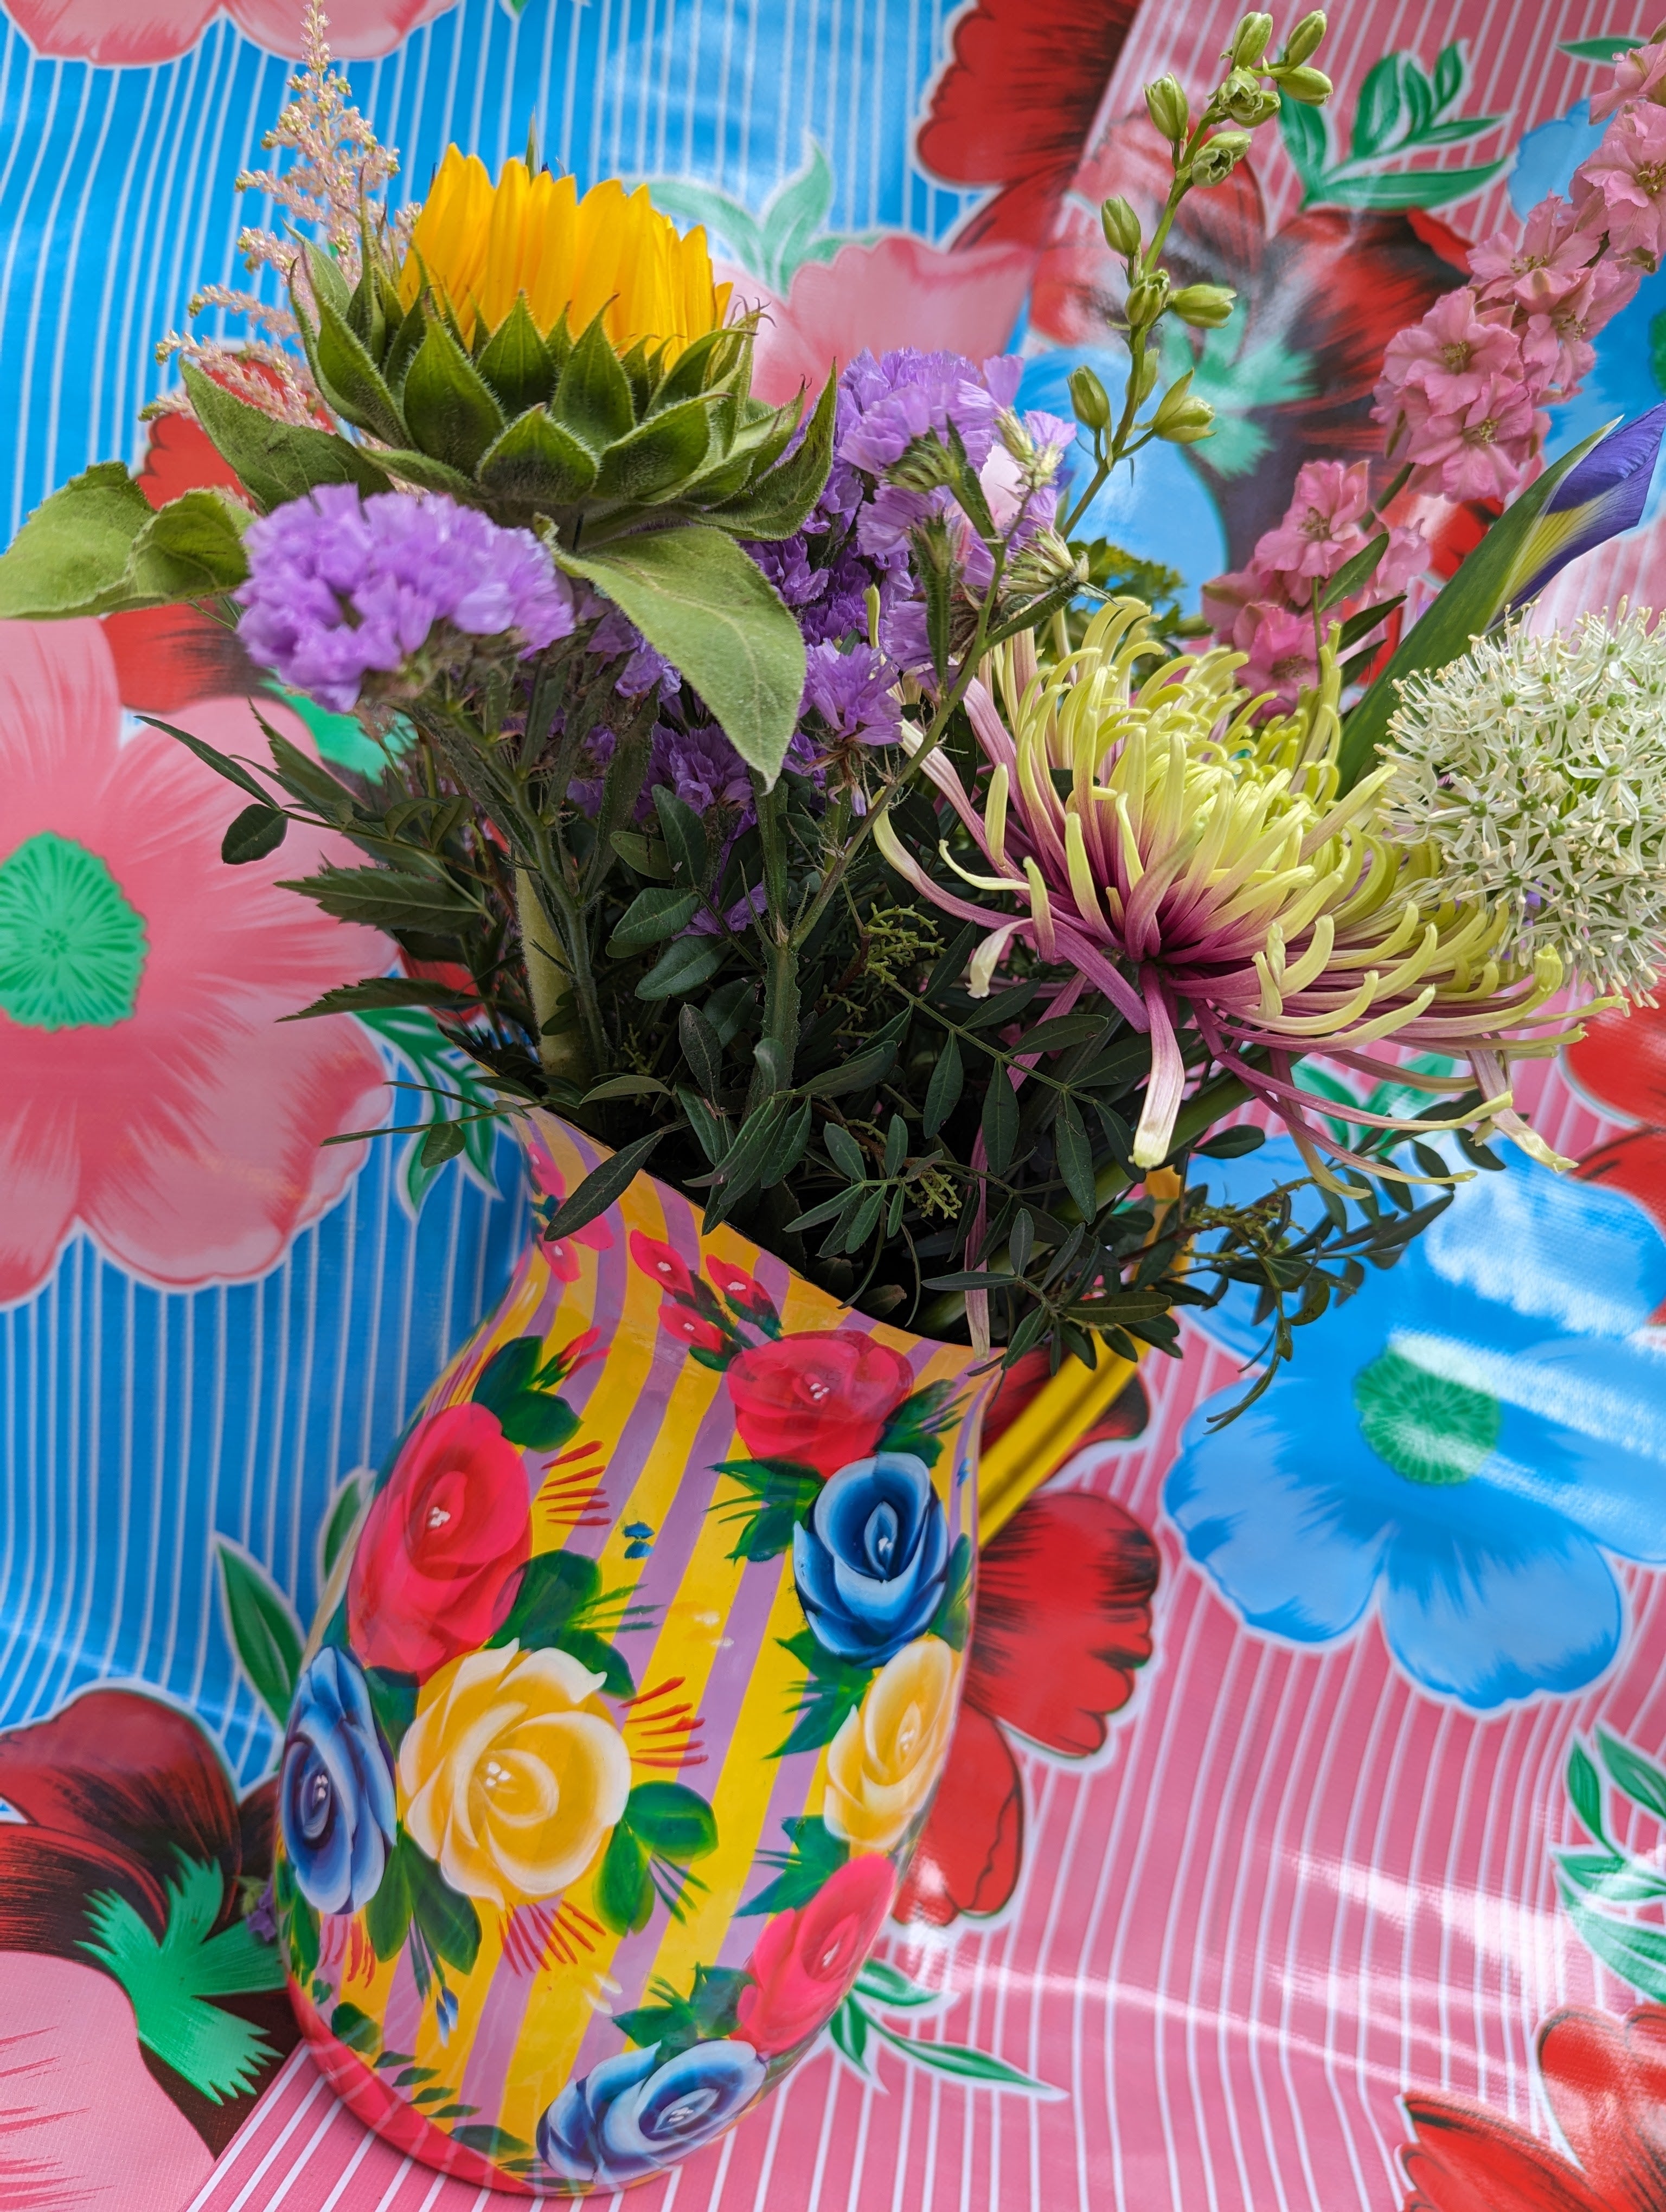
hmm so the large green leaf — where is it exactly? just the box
[183,361,392,510]
[0,463,154,617]
[558,524,805,780]
[131,488,253,599]
[215,1540,304,1727]
[1336,423,1608,791]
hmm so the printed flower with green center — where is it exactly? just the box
[873,600,1573,1181]
[1166,1135,1666,1710]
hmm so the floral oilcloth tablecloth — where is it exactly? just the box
[7,1,1666,2206]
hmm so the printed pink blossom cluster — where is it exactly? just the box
[1204,35,1664,684]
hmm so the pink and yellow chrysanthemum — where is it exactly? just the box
[875,601,1579,1181]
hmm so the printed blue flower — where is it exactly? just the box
[279,1647,397,1914]
[1168,1141,1666,1710]
[793,1452,950,1663]
[537,2039,766,2187]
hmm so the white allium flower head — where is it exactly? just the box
[1382,605,1666,1000]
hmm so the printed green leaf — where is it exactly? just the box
[1567,1739,1607,1844]
[492,1547,602,1648]
[321,1472,365,1580]
[1315,162,1508,211]
[215,1540,304,1727]
[497,1391,580,1452]
[1598,1728,1666,1822]
[1279,100,1329,194]
[598,1825,655,1934]
[364,1834,412,1959]
[330,2001,382,2054]
[712,1456,823,1562]
[81,1857,284,2102]
[1563,1890,1666,2002]
[451,2124,531,2160]
[929,1534,973,1652]
[183,360,392,510]
[364,1666,419,1753]
[626,1782,719,1860]
[405,1835,481,1974]
[1555,1850,1666,1905]
[854,1959,944,2010]
[1560,34,1645,62]
[774,1630,874,1758]
[558,525,806,782]
[740,1814,849,1915]
[286,1889,321,1979]
[1350,54,1408,159]
[866,2014,1065,2097]
[828,1997,874,2075]
[552,1624,635,1699]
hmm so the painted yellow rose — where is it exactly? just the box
[398,1641,631,1908]
[822,1635,957,1853]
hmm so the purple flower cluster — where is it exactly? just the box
[803,642,903,747]
[238,486,575,712]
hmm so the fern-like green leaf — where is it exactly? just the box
[80,1855,285,2102]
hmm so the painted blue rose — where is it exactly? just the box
[1168,1140,1666,1710]
[537,2039,766,2187]
[793,1451,949,1663]
[279,1646,397,1914]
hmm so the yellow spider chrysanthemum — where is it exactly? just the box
[400,149,732,354]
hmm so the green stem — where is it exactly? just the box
[749,771,799,1112]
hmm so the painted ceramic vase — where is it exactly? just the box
[273,1111,984,2196]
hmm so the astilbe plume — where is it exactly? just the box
[156,2,406,425]
[875,603,1572,1184]
[1383,606,1666,1002]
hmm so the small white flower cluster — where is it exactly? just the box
[1382,606,1666,1000]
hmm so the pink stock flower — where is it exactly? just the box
[1574,102,1666,261]
[0,620,388,1306]
[1401,369,1545,501]
[1250,460,1372,596]
[727,234,1037,409]
[1469,196,1592,311]
[1231,601,1319,712]
[1374,287,1525,426]
[3,0,456,65]
[1522,260,1640,395]
[1591,38,1666,122]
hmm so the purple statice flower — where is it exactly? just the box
[803,641,904,745]
[799,540,883,647]
[237,485,575,712]
[747,534,830,614]
[648,721,753,816]
[581,596,681,702]
[836,349,1020,477]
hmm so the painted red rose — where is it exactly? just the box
[347,1404,530,1679]
[735,1854,896,2055]
[726,1332,915,1476]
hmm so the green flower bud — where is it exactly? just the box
[1186,129,1252,185]
[1218,66,1280,124]
[1125,269,1171,329]
[1144,72,1189,143]
[1100,194,1142,256]
[1168,282,1238,328]
[1276,62,1332,103]
[1152,372,1215,442]
[1228,11,1273,67]
[1067,364,1112,432]
[1283,10,1327,65]
[1133,350,1160,403]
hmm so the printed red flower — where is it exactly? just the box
[726,1330,916,1477]
[667,1308,730,1354]
[630,1230,695,1300]
[1399,2003,1666,2210]
[347,1403,531,1679]
[1567,1004,1666,1315]
[895,1490,1158,1927]
[735,1854,896,2055]
[527,1159,613,1283]
[914,0,1140,247]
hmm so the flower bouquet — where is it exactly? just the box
[8,2,1666,2191]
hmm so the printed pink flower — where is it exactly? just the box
[1469,195,1592,310]
[3,0,456,65]
[1374,286,1525,422]
[1574,102,1666,260]
[728,234,1037,409]
[0,620,388,1307]
[1592,38,1666,123]
[1401,369,1545,501]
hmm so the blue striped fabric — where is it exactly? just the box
[0,0,977,1789]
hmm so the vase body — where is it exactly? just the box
[273,1112,984,2196]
